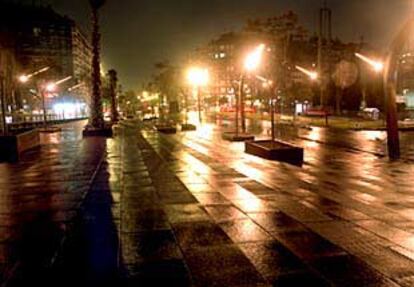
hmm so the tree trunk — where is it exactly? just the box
[90,8,104,128]
[108,70,119,123]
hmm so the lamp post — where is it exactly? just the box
[239,44,265,135]
[355,51,401,159]
[187,67,209,125]
[18,67,52,125]
[18,67,50,84]
[355,52,384,112]
[295,65,319,122]
[0,73,7,136]
[263,80,276,142]
[39,76,72,129]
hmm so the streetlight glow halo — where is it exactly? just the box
[187,67,209,87]
[244,44,266,72]
[295,65,318,81]
[355,53,384,73]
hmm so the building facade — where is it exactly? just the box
[0,2,92,110]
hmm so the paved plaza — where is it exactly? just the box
[1,120,414,286]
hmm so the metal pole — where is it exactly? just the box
[270,90,275,142]
[235,78,241,136]
[0,76,8,136]
[197,86,202,124]
[240,74,246,134]
[41,88,47,129]
[184,90,189,125]
[318,6,324,107]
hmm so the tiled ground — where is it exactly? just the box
[4,120,414,286]
[101,122,414,286]
[0,121,107,286]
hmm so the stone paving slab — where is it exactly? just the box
[128,122,414,286]
[15,121,413,286]
[0,121,108,286]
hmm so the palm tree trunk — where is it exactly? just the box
[90,7,104,128]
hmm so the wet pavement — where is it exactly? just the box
[2,118,414,286]
[114,118,414,286]
[0,120,108,286]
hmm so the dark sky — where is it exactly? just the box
[46,0,412,90]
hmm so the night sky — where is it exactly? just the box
[45,0,412,90]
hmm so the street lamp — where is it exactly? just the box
[18,75,29,84]
[39,76,72,129]
[355,53,384,73]
[355,53,383,110]
[68,83,84,92]
[18,67,51,84]
[355,51,401,159]
[295,65,319,81]
[259,76,276,142]
[244,44,266,72]
[17,67,52,129]
[239,44,265,135]
[187,67,209,124]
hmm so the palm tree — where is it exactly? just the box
[108,69,119,122]
[89,0,106,128]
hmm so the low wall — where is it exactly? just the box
[0,129,40,162]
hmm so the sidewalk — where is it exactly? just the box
[127,123,414,286]
[4,120,414,286]
[54,121,414,286]
[0,121,107,286]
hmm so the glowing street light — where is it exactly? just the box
[355,53,384,73]
[237,44,266,136]
[40,76,72,129]
[68,83,84,92]
[187,67,209,124]
[244,44,266,72]
[19,75,29,83]
[18,66,51,83]
[46,83,56,92]
[295,65,318,81]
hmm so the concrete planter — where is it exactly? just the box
[181,124,197,131]
[222,132,255,142]
[0,129,40,162]
[245,140,304,165]
[82,124,113,137]
[156,124,177,134]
